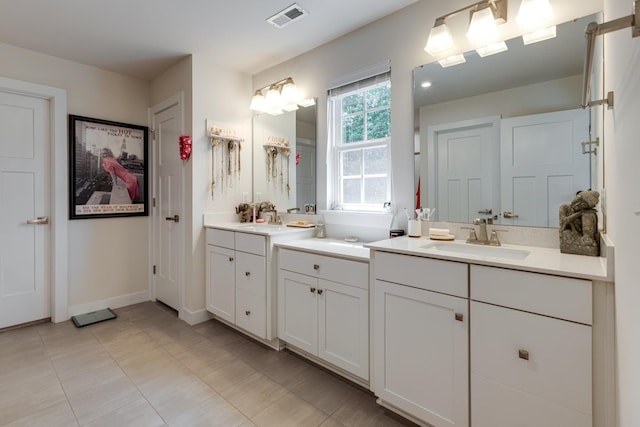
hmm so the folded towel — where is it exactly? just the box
[429,227,450,236]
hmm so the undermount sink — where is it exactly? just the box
[420,241,531,260]
[236,223,287,231]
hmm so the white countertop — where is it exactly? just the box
[276,238,370,262]
[365,236,612,281]
[204,221,313,236]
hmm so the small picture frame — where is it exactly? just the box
[68,115,149,219]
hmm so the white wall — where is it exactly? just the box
[603,0,640,425]
[0,42,151,310]
[251,0,601,227]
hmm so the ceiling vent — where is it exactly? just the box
[267,3,309,28]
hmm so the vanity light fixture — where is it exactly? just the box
[421,81,432,88]
[424,0,508,64]
[250,77,308,115]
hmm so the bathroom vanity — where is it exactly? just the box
[276,238,370,386]
[204,223,313,348]
[366,237,614,427]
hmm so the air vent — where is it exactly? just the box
[267,3,309,28]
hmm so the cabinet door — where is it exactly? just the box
[236,288,267,339]
[206,245,235,323]
[278,270,318,355]
[374,280,469,427]
[318,279,369,380]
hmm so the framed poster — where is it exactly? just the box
[69,115,149,219]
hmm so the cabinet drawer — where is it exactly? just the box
[235,288,266,339]
[235,251,266,296]
[374,251,467,298]
[206,228,235,249]
[470,265,592,324]
[235,232,266,256]
[471,375,591,427]
[279,248,368,289]
[471,302,592,416]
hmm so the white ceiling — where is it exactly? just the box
[0,0,418,81]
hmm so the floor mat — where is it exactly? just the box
[71,308,117,327]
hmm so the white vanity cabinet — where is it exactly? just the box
[278,248,369,381]
[470,265,593,427]
[372,251,469,427]
[206,228,268,339]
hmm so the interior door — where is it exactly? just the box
[501,109,590,227]
[296,138,316,211]
[150,96,183,312]
[0,90,50,329]
[428,117,500,223]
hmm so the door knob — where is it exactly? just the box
[165,214,179,222]
[26,216,49,225]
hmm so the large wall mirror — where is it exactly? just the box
[252,103,317,212]
[414,13,603,228]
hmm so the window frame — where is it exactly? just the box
[329,78,391,211]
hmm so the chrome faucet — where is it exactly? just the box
[463,218,506,246]
[261,209,278,224]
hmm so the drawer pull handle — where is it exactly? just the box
[455,313,463,322]
[519,349,529,361]
[310,287,316,293]
[245,310,251,316]
[229,257,234,262]
[245,271,251,277]
[317,289,324,295]
[313,264,320,270]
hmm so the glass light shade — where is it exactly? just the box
[280,79,301,105]
[467,6,499,43]
[298,98,316,107]
[424,22,454,56]
[264,85,282,113]
[249,90,266,112]
[438,54,466,68]
[517,0,553,30]
[282,103,299,112]
[475,41,508,57]
[522,25,556,45]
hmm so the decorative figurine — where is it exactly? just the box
[235,203,252,223]
[559,190,600,256]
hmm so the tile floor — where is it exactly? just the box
[0,302,417,427]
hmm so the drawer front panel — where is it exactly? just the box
[471,375,591,427]
[471,302,592,415]
[235,252,266,296]
[471,265,592,324]
[235,232,266,256]
[279,248,368,289]
[374,251,468,298]
[235,288,266,339]
[206,228,235,249]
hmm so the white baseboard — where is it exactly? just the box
[67,290,150,317]
[180,307,212,325]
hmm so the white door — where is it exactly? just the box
[374,280,469,427]
[318,279,369,380]
[501,109,590,227]
[0,91,50,328]
[278,270,318,355]
[150,96,183,311]
[296,138,316,210]
[428,117,500,222]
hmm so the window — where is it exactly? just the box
[328,73,391,211]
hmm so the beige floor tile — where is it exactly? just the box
[0,371,68,425]
[142,373,219,423]
[81,396,166,427]
[3,400,78,427]
[252,392,329,427]
[100,330,159,361]
[331,391,415,427]
[169,393,248,427]
[64,372,142,425]
[219,372,289,418]
[319,418,347,427]
[199,354,259,393]
[260,351,315,390]
[291,366,357,415]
